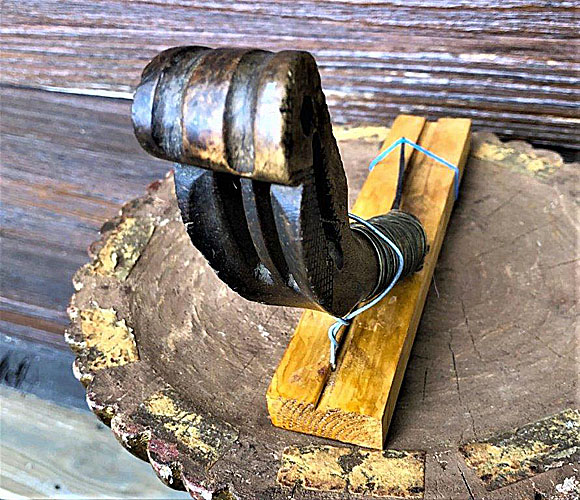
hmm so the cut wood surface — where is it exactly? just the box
[1,87,578,499]
[1,1,579,148]
[267,116,472,448]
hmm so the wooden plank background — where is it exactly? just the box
[0,86,186,497]
[0,86,170,411]
[2,0,579,148]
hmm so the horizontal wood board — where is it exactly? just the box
[1,0,579,148]
[0,86,170,351]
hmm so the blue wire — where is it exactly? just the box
[328,213,404,370]
[368,137,460,199]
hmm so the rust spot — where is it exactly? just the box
[148,438,183,488]
[147,179,163,193]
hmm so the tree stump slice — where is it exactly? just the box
[66,130,578,500]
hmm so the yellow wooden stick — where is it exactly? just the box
[267,115,471,449]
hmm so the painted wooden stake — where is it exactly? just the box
[267,115,471,449]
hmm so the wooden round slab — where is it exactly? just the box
[66,131,578,500]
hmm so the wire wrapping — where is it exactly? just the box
[352,211,428,302]
[327,136,460,370]
[328,211,427,369]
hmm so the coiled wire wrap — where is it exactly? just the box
[352,210,428,302]
[328,211,428,369]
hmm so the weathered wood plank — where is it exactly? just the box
[1,0,579,147]
[0,86,170,349]
[0,333,87,408]
[0,386,189,499]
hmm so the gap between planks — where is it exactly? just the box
[267,114,471,449]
